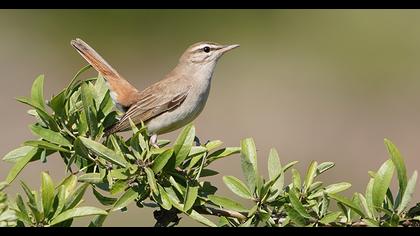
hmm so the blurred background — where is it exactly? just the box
[1,9,420,226]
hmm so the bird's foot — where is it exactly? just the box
[150,134,159,149]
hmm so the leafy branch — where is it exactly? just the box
[1,69,420,227]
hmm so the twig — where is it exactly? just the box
[195,206,247,222]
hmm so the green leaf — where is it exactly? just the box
[362,218,380,227]
[205,140,223,151]
[240,138,258,193]
[30,124,72,147]
[127,117,139,134]
[357,193,373,219]
[208,195,248,212]
[41,172,55,217]
[24,140,69,153]
[94,75,109,108]
[31,75,45,109]
[58,175,78,198]
[64,183,89,210]
[319,194,329,217]
[308,182,352,199]
[66,65,92,97]
[187,155,204,172]
[20,181,35,205]
[51,186,66,219]
[16,97,59,131]
[247,204,258,217]
[319,211,341,225]
[173,124,195,166]
[79,137,126,168]
[184,182,199,212]
[92,188,117,206]
[316,162,335,176]
[109,169,129,180]
[304,161,318,193]
[14,210,32,226]
[144,167,158,194]
[268,148,283,192]
[88,214,108,227]
[15,194,28,216]
[241,216,255,227]
[384,139,407,197]
[73,138,90,162]
[372,159,395,208]
[78,173,103,184]
[307,181,323,194]
[168,176,185,195]
[188,210,217,227]
[223,176,252,199]
[283,161,299,173]
[2,146,35,163]
[324,182,352,195]
[77,110,88,136]
[206,147,241,164]
[218,216,229,227]
[284,205,307,226]
[110,180,128,195]
[350,193,362,221]
[328,193,365,217]
[27,201,42,223]
[397,171,418,214]
[260,166,286,202]
[6,148,38,184]
[81,83,98,138]
[288,189,312,219]
[156,184,172,210]
[365,178,376,217]
[188,146,208,157]
[111,188,139,212]
[49,206,107,226]
[151,149,173,173]
[49,89,66,118]
[200,169,219,177]
[291,168,301,190]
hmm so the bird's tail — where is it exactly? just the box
[70,38,139,109]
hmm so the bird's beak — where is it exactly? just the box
[220,44,240,53]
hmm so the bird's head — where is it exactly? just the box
[179,42,240,66]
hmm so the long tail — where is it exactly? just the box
[70,38,139,109]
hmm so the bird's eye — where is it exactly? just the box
[203,46,210,53]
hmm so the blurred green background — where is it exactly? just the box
[1,9,420,226]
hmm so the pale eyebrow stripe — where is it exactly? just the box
[191,45,207,51]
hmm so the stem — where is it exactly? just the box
[195,206,247,222]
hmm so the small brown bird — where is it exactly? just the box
[70,38,239,147]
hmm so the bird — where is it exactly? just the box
[70,38,239,147]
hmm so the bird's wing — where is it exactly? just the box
[107,77,192,134]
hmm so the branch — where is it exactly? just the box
[195,206,247,222]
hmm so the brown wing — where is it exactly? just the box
[71,38,140,109]
[105,77,192,134]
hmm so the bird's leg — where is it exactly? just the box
[150,134,159,149]
[194,136,201,146]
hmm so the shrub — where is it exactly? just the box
[1,67,420,227]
